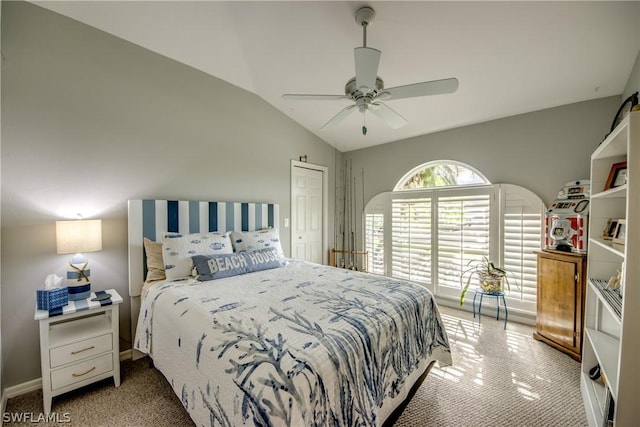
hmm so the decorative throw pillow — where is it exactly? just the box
[161,232,232,280]
[230,229,285,259]
[192,247,283,281]
[143,237,166,283]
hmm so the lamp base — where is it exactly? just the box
[68,283,91,301]
[67,257,92,301]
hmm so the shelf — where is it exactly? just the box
[583,110,637,425]
[588,278,622,322]
[584,328,619,399]
[589,237,625,257]
[581,372,606,427]
[591,184,626,200]
[592,115,628,160]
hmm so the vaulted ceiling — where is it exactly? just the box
[34,1,640,152]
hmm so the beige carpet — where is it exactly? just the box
[5,305,588,426]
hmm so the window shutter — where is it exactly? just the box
[391,198,431,283]
[364,213,385,274]
[437,194,491,288]
[502,185,544,303]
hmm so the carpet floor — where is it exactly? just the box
[5,305,588,426]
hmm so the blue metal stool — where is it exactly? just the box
[472,289,508,329]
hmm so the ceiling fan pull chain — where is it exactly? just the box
[362,113,368,135]
[362,20,368,47]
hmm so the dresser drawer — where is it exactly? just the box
[50,353,113,390]
[50,333,112,368]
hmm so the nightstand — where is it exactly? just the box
[35,289,122,414]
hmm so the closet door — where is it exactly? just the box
[291,162,325,264]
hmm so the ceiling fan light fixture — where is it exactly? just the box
[281,6,458,134]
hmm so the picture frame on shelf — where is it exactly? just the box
[601,218,619,240]
[605,91,638,140]
[604,161,627,191]
[612,219,626,246]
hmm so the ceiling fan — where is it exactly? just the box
[282,6,459,135]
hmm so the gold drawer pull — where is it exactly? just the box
[72,366,96,377]
[71,345,95,355]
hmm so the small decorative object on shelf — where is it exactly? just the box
[590,278,622,319]
[604,162,627,191]
[607,269,621,290]
[606,91,638,138]
[601,218,618,240]
[612,219,626,246]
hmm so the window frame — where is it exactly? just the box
[394,160,489,191]
[364,183,544,314]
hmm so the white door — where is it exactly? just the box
[291,163,324,264]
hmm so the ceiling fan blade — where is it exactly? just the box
[282,94,348,101]
[383,78,459,100]
[369,102,408,129]
[354,47,381,94]
[321,105,357,130]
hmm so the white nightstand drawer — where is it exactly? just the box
[49,333,112,368]
[50,353,113,390]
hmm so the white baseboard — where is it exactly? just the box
[119,349,132,361]
[3,350,133,403]
[4,378,41,399]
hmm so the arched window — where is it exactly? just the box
[395,160,489,190]
[364,160,545,315]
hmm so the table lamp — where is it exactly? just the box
[56,218,102,301]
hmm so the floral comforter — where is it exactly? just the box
[135,259,451,427]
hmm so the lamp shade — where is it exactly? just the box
[56,219,103,254]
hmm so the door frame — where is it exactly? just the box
[290,160,329,265]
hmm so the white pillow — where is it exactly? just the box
[161,232,232,280]
[231,229,285,260]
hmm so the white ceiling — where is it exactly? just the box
[33,1,640,152]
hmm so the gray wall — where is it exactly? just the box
[345,96,622,249]
[349,97,620,206]
[623,49,640,101]
[0,2,337,387]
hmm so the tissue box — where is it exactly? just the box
[36,287,69,310]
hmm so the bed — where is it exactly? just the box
[128,199,451,426]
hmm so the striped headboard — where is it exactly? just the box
[127,199,279,355]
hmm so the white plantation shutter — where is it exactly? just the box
[501,184,544,306]
[365,213,385,274]
[363,172,546,315]
[391,198,431,283]
[437,194,491,289]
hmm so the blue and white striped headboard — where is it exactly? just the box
[128,199,279,297]
[127,199,279,355]
[136,199,278,240]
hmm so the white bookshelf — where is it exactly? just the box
[581,111,640,426]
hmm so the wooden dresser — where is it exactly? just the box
[533,250,587,361]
